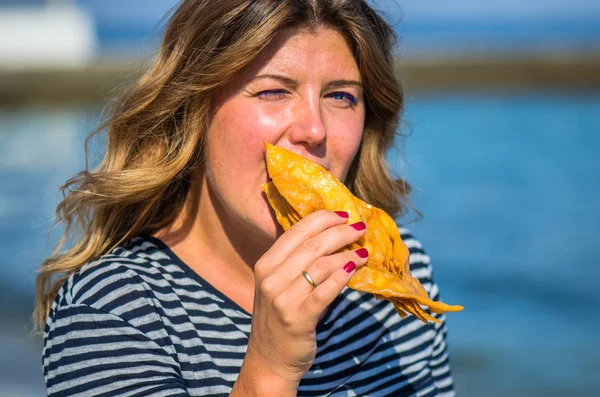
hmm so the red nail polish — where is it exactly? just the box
[355,248,369,258]
[350,222,366,231]
[335,211,349,218]
[343,261,356,273]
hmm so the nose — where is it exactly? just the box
[287,92,327,148]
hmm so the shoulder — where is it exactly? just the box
[42,236,189,393]
[43,235,188,355]
[49,236,182,323]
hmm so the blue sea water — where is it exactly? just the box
[0,92,599,396]
[392,93,600,395]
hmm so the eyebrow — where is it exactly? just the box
[323,79,363,90]
[251,74,362,90]
[251,74,299,87]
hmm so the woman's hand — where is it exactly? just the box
[231,210,368,396]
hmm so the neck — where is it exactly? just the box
[197,180,272,272]
[154,171,274,305]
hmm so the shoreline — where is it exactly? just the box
[1,52,599,106]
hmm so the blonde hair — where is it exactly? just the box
[35,0,409,330]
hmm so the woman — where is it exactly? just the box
[37,0,456,396]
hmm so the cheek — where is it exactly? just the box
[215,102,288,154]
[207,102,289,198]
[330,117,365,179]
[243,105,290,144]
[338,143,362,181]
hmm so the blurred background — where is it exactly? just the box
[1,0,599,396]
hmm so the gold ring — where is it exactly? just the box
[301,271,318,289]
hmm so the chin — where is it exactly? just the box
[242,198,281,243]
[257,211,284,240]
[260,191,285,238]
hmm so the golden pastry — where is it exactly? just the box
[262,142,463,323]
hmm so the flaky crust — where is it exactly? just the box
[262,143,463,323]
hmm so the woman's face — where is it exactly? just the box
[203,27,365,243]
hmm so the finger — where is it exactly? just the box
[299,256,361,321]
[285,247,369,304]
[256,210,350,274]
[268,221,367,287]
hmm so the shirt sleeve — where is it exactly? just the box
[42,303,189,397]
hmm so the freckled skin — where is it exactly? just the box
[202,27,366,249]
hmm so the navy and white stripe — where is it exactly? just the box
[42,229,456,396]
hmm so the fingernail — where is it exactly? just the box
[335,211,349,218]
[350,222,366,231]
[355,248,369,258]
[343,261,356,273]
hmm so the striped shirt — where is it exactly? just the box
[42,230,456,396]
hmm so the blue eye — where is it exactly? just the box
[257,89,288,99]
[328,92,357,105]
